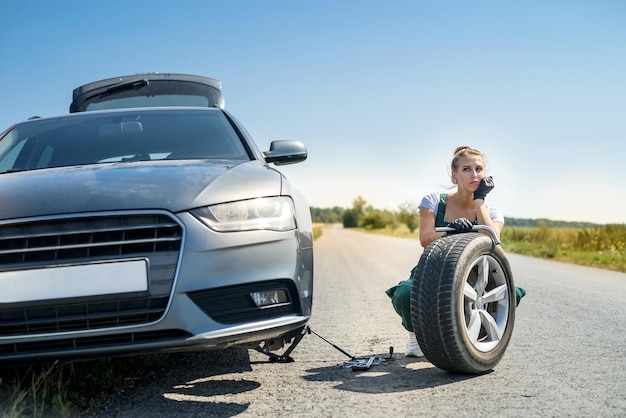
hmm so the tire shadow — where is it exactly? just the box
[303,353,484,393]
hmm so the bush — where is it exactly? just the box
[342,209,359,228]
[398,201,419,233]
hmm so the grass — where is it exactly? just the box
[0,354,180,417]
[500,224,625,272]
[312,223,324,240]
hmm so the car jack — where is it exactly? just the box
[255,325,357,363]
[253,326,312,363]
[253,326,393,370]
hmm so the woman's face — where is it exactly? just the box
[452,155,485,191]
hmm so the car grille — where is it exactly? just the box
[0,212,183,337]
[188,280,301,324]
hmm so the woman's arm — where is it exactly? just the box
[418,207,446,247]
[475,200,503,238]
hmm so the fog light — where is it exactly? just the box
[250,290,290,308]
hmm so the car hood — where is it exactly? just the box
[0,160,283,220]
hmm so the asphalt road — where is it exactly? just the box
[94,225,626,417]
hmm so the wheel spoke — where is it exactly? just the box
[464,282,478,302]
[479,309,504,340]
[476,256,489,294]
[467,309,482,343]
[482,284,507,304]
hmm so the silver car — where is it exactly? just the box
[0,74,313,364]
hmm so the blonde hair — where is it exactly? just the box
[451,146,485,173]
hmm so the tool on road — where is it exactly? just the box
[343,355,377,371]
[307,327,355,360]
[254,325,395,371]
[340,346,394,371]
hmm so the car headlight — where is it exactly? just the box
[191,197,296,232]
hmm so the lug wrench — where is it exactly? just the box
[307,327,355,360]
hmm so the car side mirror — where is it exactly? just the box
[263,140,307,165]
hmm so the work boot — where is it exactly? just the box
[405,332,424,357]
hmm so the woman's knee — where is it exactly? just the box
[391,279,412,312]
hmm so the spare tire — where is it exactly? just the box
[410,233,515,374]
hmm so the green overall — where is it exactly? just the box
[385,193,526,332]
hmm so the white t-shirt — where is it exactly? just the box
[419,192,505,224]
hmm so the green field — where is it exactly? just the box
[343,223,625,273]
[501,224,625,272]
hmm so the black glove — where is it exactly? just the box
[447,218,474,234]
[474,176,494,200]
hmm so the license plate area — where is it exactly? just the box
[0,259,149,304]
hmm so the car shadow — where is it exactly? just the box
[95,348,486,416]
[302,352,483,393]
[94,348,256,417]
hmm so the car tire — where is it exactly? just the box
[410,233,516,374]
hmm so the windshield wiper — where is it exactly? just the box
[81,79,150,103]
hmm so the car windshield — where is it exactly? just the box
[0,109,250,173]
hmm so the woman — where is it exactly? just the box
[386,146,525,357]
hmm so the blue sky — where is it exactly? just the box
[1,1,625,224]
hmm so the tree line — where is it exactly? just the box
[310,196,600,231]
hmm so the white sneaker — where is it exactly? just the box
[405,332,424,357]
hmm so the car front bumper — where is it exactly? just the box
[0,210,313,364]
